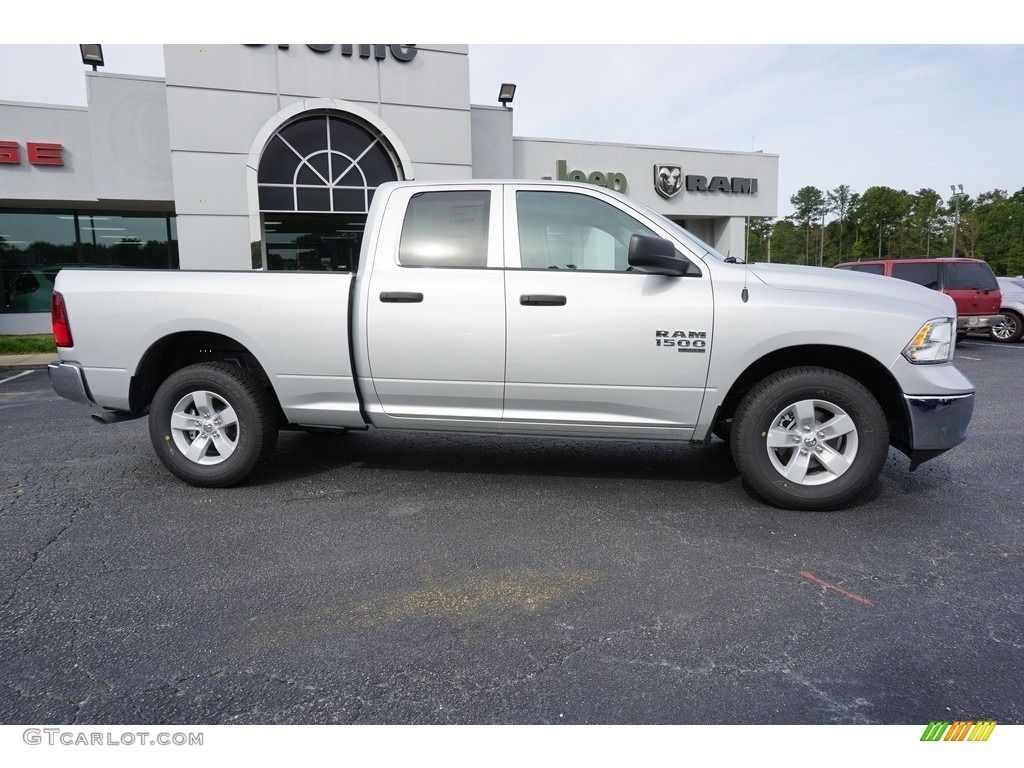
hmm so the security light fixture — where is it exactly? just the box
[80,45,104,70]
[498,83,516,108]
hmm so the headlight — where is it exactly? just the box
[902,318,955,363]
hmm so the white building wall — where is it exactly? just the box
[163,44,474,270]
[86,73,173,203]
[513,137,778,217]
[0,74,173,207]
[0,102,95,203]
[471,106,515,178]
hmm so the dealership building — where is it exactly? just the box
[0,44,779,334]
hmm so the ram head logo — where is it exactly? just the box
[654,165,683,199]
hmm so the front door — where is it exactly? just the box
[502,187,714,439]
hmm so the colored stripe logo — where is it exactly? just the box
[921,721,997,741]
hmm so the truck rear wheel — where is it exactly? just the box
[730,367,888,511]
[148,362,277,487]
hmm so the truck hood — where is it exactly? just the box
[746,262,956,316]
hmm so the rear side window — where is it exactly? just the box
[892,262,939,289]
[844,264,884,275]
[398,191,490,268]
[944,262,998,291]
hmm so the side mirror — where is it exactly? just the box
[628,234,689,276]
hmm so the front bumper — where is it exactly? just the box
[903,392,974,469]
[48,361,94,406]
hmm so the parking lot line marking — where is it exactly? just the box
[798,570,873,606]
[0,369,37,385]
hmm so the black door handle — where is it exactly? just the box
[380,291,424,303]
[520,294,567,306]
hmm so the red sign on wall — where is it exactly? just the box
[0,141,65,166]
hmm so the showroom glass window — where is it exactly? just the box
[515,191,655,272]
[257,112,402,272]
[78,212,176,269]
[0,211,76,314]
[0,210,176,314]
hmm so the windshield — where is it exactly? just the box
[629,198,730,261]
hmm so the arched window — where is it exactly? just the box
[257,112,403,271]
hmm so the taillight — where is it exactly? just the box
[52,291,73,347]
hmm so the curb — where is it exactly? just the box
[0,354,59,370]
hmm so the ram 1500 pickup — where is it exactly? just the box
[48,180,975,510]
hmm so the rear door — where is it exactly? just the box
[364,186,506,424]
[942,261,1001,318]
[501,185,714,439]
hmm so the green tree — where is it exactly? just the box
[767,219,805,265]
[909,188,944,256]
[827,184,854,261]
[972,189,1024,275]
[746,217,774,262]
[856,186,913,258]
[788,186,827,265]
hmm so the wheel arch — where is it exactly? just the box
[714,345,907,449]
[129,331,283,421]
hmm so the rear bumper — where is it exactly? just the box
[48,361,94,406]
[957,315,1003,331]
[903,392,974,469]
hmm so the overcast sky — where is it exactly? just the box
[1,39,1020,217]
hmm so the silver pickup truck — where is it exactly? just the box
[49,180,974,510]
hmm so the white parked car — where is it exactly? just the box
[990,277,1024,343]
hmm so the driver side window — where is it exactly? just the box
[516,190,654,272]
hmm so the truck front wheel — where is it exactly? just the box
[730,367,889,511]
[148,362,278,487]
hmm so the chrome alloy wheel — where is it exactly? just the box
[990,313,1020,342]
[765,398,859,486]
[169,389,240,465]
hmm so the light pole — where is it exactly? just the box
[950,184,963,257]
[818,209,825,267]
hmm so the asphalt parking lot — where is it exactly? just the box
[0,340,1021,725]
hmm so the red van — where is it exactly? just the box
[835,257,1002,340]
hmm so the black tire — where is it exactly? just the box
[730,367,889,511]
[148,362,278,487]
[990,311,1024,343]
[955,331,968,345]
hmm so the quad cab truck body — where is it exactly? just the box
[49,180,975,510]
